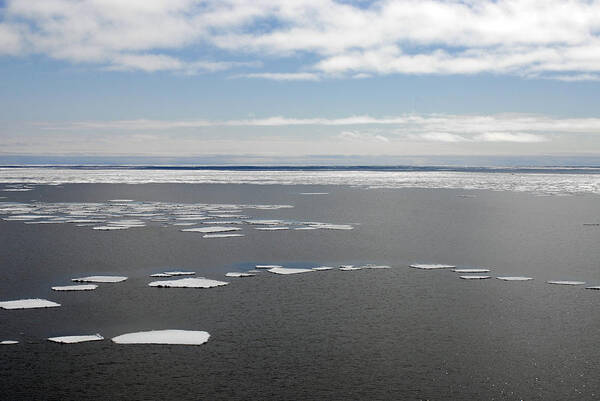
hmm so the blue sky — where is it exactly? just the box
[1,0,600,164]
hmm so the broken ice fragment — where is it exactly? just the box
[72,276,127,283]
[453,268,491,273]
[112,329,210,345]
[339,265,362,271]
[150,273,171,277]
[52,284,98,291]
[0,298,61,310]
[148,278,228,288]
[48,334,104,344]
[268,267,314,275]
[312,266,335,271]
[459,275,491,280]
[496,276,533,281]
[547,280,586,285]
[163,271,195,276]
[225,272,255,277]
[410,263,455,270]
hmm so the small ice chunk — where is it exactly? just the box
[0,298,61,310]
[339,265,363,271]
[150,273,171,277]
[72,276,128,283]
[547,280,586,285]
[203,233,244,238]
[163,271,195,276]
[312,266,335,271]
[496,276,533,281]
[148,278,228,288]
[112,329,210,345]
[181,226,241,233]
[52,284,98,291]
[255,227,289,231]
[453,268,491,273]
[459,275,491,280]
[364,265,392,269]
[48,334,104,344]
[1,340,18,345]
[256,264,282,269]
[585,286,600,290]
[410,264,455,270]
[268,267,314,275]
[225,272,255,277]
[309,223,353,230]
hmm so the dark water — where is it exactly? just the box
[1,183,599,400]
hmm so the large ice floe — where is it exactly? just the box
[0,298,61,310]
[339,265,363,271]
[225,272,255,277]
[148,277,229,288]
[547,280,586,285]
[459,275,491,280]
[586,286,600,290]
[268,267,314,275]
[112,329,210,345]
[48,334,104,344]
[52,284,98,291]
[72,276,127,283]
[162,271,195,276]
[410,264,455,270]
[496,276,533,281]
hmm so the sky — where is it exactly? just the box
[1,0,600,165]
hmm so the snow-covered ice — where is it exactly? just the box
[1,340,19,345]
[148,277,229,288]
[255,227,289,231]
[411,263,454,270]
[52,284,98,291]
[112,329,210,345]
[225,272,255,277]
[181,226,241,233]
[0,298,61,310]
[453,268,491,273]
[163,271,195,276]
[268,267,314,275]
[459,275,491,279]
[339,265,363,271]
[203,233,244,238]
[72,276,128,283]
[48,334,104,344]
[312,266,335,271]
[150,273,171,277]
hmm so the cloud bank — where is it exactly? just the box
[2,0,600,80]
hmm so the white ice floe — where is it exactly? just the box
[268,267,314,275]
[150,273,171,277]
[225,272,255,277]
[173,222,197,226]
[148,277,228,288]
[245,219,283,225]
[547,280,586,285]
[410,264,455,270]
[364,265,392,269]
[72,276,128,283]
[459,275,491,280]
[586,286,600,290]
[181,226,241,233]
[294,227,318,230]
[0,298,61,310]
[453,268,491,273]
[256,264,282,269]
[339,265,363,271]
[255,227,289,231]
[163,271,195,276]
[52,284,98,291]
[203,233,245,238]
[92,225,129,231]
[1,340,18,345]
[112,329,210,345]
[496,276,534,281]
[312,266,335,271]
[309,223,353,230]
[48,334,104,344]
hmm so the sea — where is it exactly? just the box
[1,166,599,400]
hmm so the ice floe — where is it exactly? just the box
[72,276,128,283]
[48,334,104,344]
[585,286,600,290]
[308,223,353,230]
[181,226,241,233]
[496,276,533,281]
[0,298,61,310]
[453,268,491,273]
[148,277,228,288]
[363,265,392,269]
[268,267,314,275]
[256,264,282,269]
[163,271,195,276]
[459,275,491,280]
[225,272,255,277]
[203,233,244,238]
[339,265,363,271]
[547,280,586,285]
[255,226,289,231]
[410,264,455,270]
[112,329,210,345]
[92,225,129,231]
[1,340,18,345]
[150,273,171,277]
[312,266,335,271]
[52,284,98,291]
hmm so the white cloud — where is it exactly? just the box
[338,131,390,142]
[473,132,546,143]
[411,132,469,143]
[2,1,600,79]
